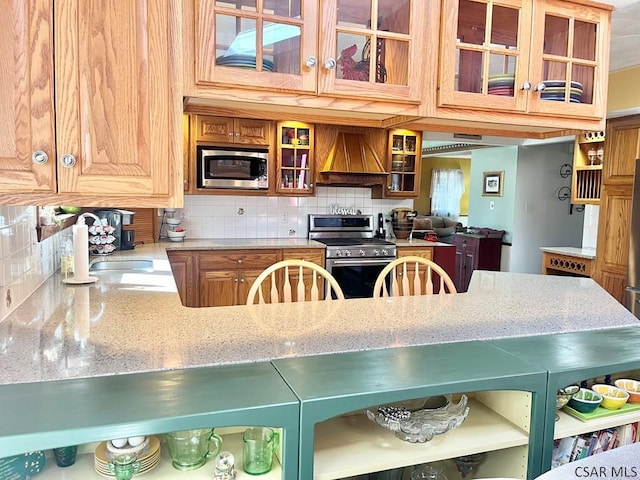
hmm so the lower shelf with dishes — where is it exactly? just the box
[18,427,283,480]
[552,370,640,469]
[315,392,531,480]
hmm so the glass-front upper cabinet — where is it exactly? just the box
[276,121,314,195]
[383,129,422,198]
[317,0,427,103]
[439,0,611,120]
[194,0,429,103]
[195,0,319,92]
[527,1,610,119]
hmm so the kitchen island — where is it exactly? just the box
[0,241,639,480]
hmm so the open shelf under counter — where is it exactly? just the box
[314,398,530,480]
[554,407,640,440]
[34,432,283,480]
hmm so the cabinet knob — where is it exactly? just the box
[60,154,77,168]
[519,81,531,91]
[237,259,243,264]
[305,56,317,68]
[235,132,240,137]
[324,58,337,70]
[239,278,245,283]
[534,82,546,92]
[309,183,313,187]
[32,151,48,165]
[228,132,234,137]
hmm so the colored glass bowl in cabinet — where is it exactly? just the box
[592,384,629,410]
[614,379,640,403]
[567,388,603,413]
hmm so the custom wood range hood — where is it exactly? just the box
[316,125,389,186]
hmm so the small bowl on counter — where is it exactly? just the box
[166,230,186,242]
[567,388,603,413]
[614,379,640,403]
[592,384,629,410]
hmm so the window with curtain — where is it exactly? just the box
[430,169,465,218]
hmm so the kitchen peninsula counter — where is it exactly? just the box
[0,242,637,386]
[540,246,597,277]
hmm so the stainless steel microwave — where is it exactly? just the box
[197,146,269,189]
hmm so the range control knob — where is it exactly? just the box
[381,249,389,256]
[373,249,381,256]
[345,250,352,257]
[359,249,366,257]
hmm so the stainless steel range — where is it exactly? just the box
[309,214,396,298]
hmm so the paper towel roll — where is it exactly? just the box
[72,221,90,281]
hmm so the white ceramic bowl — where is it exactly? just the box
[167,230,185,242]
[166,218,181,226]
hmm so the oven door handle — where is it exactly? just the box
[329,258,394,266]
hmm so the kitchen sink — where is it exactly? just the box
[89,258,155,272]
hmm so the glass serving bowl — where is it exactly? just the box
[366,395,470,443]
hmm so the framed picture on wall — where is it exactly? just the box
[482,171,504,197]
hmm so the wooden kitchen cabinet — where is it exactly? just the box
[192,115,271,146]
[167,251,196,307]
[382,129,422,198]
[184,0,430,116]
[571,131,605,204]
[198,250,280,307]
[453,231,504,293]
[594,115,640,302]
[0,0,56,195]
[281,248,326,301]
[437,0,611,131]
[276,121,315,195]
[0,0,183,207]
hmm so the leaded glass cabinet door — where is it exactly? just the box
[439,0,531,113]
[527,1,611,119]
[195,0,319,93]
[317,0,427,103]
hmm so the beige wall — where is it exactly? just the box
[416,157,471,216]
[607,66,640,113]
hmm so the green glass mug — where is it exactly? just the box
[107,454,141,480]
[242,427,276,475]
[165,428,222,470]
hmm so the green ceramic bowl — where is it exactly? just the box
[568,388,603,413]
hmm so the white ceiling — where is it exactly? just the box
[608,0,640,71]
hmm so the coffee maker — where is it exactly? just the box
[91,209,136,254]
[119,210,136,250]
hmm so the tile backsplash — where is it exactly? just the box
[174,187,413,239]
[0,206,61,322]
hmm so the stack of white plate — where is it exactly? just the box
[94,436,161,477]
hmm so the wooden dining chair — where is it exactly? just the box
[246,259,345,305]
[373,256,457,298]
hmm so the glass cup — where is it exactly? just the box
[107,454,141,480]
[52,445,78,467]
[165,428,222,471]
[242,427,276,475]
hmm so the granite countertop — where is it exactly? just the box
[160,238,326,250]
[0,241,637,386]
[540,246,597,259]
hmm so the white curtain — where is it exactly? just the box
[429,169,465,218]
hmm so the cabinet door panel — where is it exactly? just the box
[595,185,632,276]
[527,1,609,119]
[199,251,280,270]
[54,0,181,199]
[200,270,238,307]
[603,122,640,184]
[168,252,196,307]
[0,0,56,193]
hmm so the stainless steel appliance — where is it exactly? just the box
[625,159,640,318]
[308,214,397,298]
[197,145,268,189]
